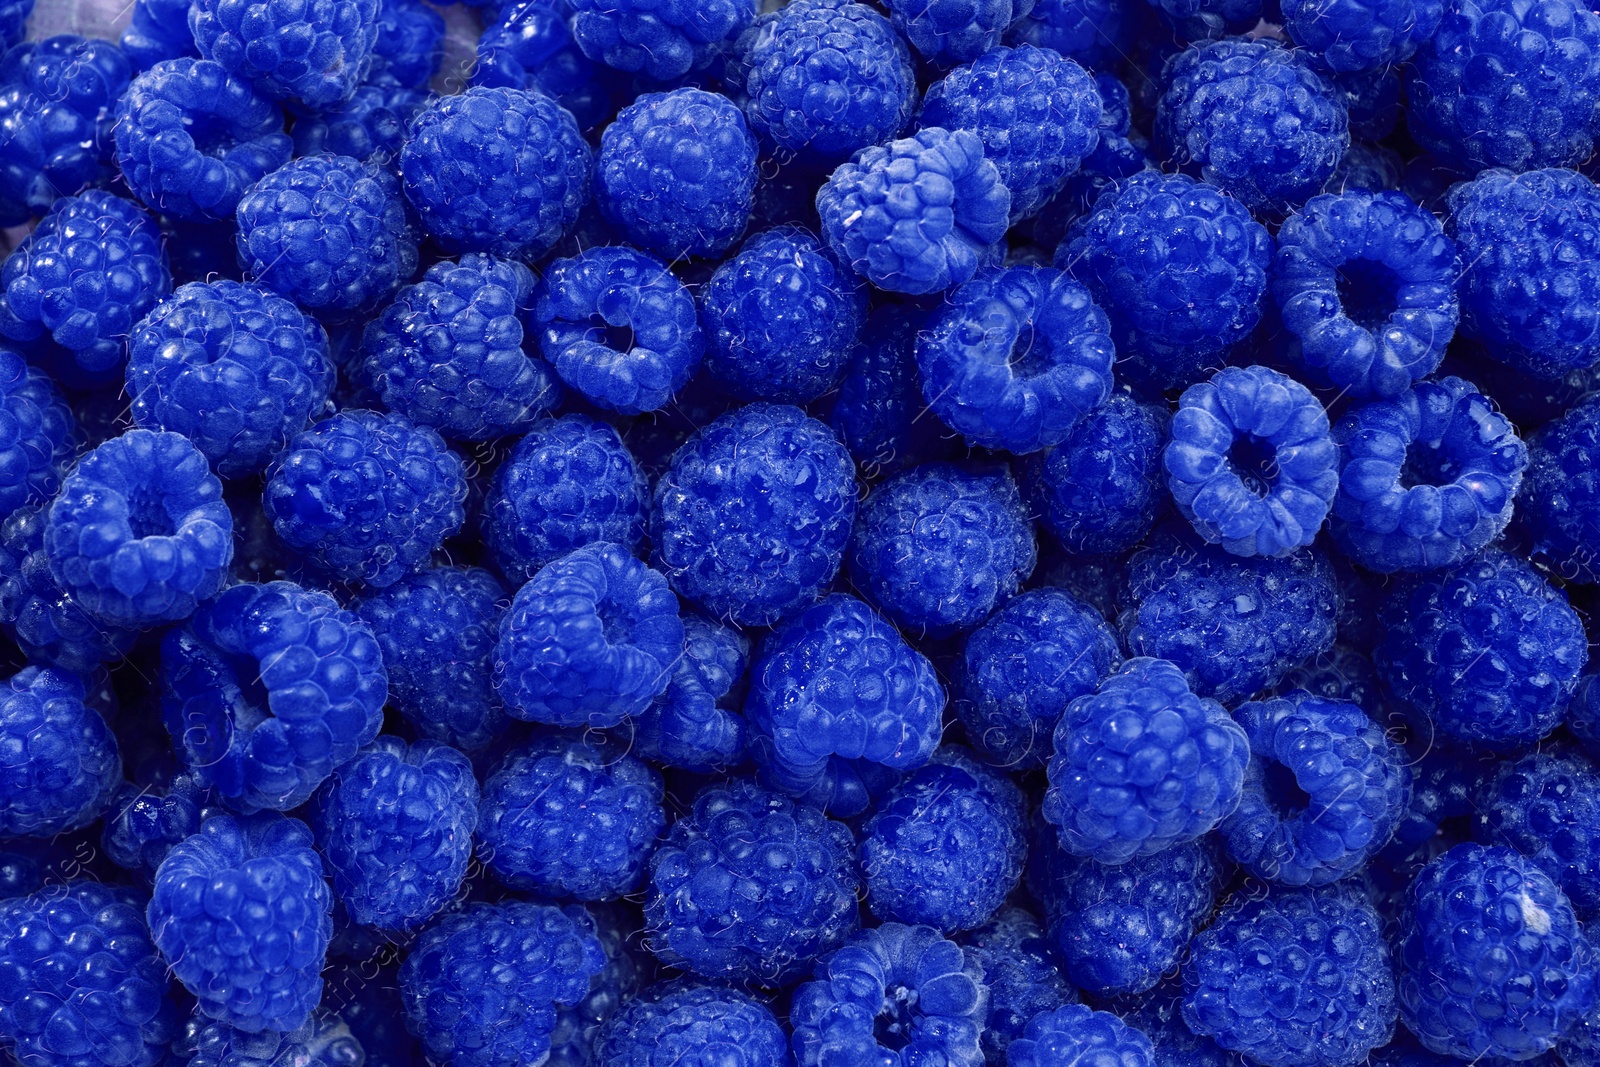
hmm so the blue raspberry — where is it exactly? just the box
[0,0,30,49]
[818,127,1011,295]
[883,0,1018,66]
[831,305,960,476]
[644,779,860,987]
[237,155,417,317]
[0,35,130,227]
[851,462,1035,637]
[1478,746,1600,919]
[1373,744,1483,882]
[1157,38,1349,214]
[962,907,1076,1064]
[917,265,1115,455]
[790,923,986,1067]
[1058,171,1270,392]
[596,89,757,260]
[482,415,645,585]
[569,0,755,80]
[744,591,944,786]
[149,812,332,1033]
[1523,394,1600,582]
[0,881,178,1067]
[1273,189,1460,399]
[700,225,865,403]
[354,566,509,753]
[400,87,590,261]
[170,1010,365,1067]
[1282,0,1442,71]
[189,0,379,109]
[102,771,210,878]
[290,84,427,166]
[44,428,230,627]
[1005,0,1133,69]
[1375,551,1588,748]
[493,541,682,729]
[1399,844,1596,1061]
[1145,0,1265,37]
[1185,882,1396,1067]
[360,254,560,441]
[1407,0,1600,173]
[1044,656,1249,863]
[473,0,616,133]
[1022,392,1166,557]
[533,246,705,416]
[1220,691,1410,886]
[263,411,466,587]
[0,666,119,838]
[161,580,387,812]
[1120,528,1340,704]
[1009,1004,1157,1067]
[121,0,198,71]
[860,748,1025,931]
[0,346,76,521]
[1447,168,1600,379]
[1330,376,1527,573]
[0,190,170,381]
[543,902,648,1067]
[1035,835,1220,997]
[400,902,606,1067]
[366,0,443,89]
[735,0,915,162]
[1165,365,1339,559]
[629,614,748,773]
[594,983,787,1066]
[0,505,137,673]
[113,59,291,224]
[313,737,477,932]
[477,735,665,901]
[652,403,856,627]
[955,587,1121,771]
[920,46,1103,222]
[126,280,335,478]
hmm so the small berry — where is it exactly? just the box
[291,84,428,165]
[0,666,120,838]
[831,305,960,475]
[0,504,137,673]
[473,0,615,132]
[0,346,78,521]
[1522,393,1600,582]
[149,812,333,1033]
[101,770,210,877]
[493,541,683,729]
[569,0,757,80]
[1008,1004,1157,1067]
[189,0,380,109]
[962,907,1077,1064]
[629,613,750,773]
[1281,0,1443,72]
[170,1010,366,1067]
[883,0,1017,66]
[595,983,787,1066]
[366,0,444,89]
[121,0,198,71]
[1478,745,1600,919]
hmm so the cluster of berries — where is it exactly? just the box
[3,0,1600,1063]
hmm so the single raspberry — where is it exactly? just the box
[0,666,120,838]
[189,0,380,109]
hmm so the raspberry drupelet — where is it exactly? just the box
[652,403,856,627]
[493,541,683,729]
[126,281,335,478]
[161,580,386,812]
[148,812,332,1034]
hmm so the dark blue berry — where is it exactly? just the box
[1478,745,1600,919]
[596,88,758,260]
[962,906,1076,1064]
[360,254,560,441]
[113,59,291,223]
[1522,393,1600,582]
[0,666,120,838]
[594,982,788,1066]
[366,0,443,89]
[917,265,1115,455]
[629,613,749,773]
[291,84,428,166]
[831,305,960,476]
[883,0,1017,66]
[101,771,210,878]
[161,580,387,812]
[850,462,1036,638]
[533,246,705,416]
[569,0,756,80]
[148,812,333,1033]
[473,0,616,133]
[652,403,856,627]
[189,0,380,109]
[0,346,77,521]
[171,1009,366,1067]
[263,410,466,587]
[121,0,198,71]
[127,280,334,478]
[0,504,137,673]
[1281,0,1442,72]
[1009,1004,1157,1067]
[1006,0,1132,69]
[493,541,682,729]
